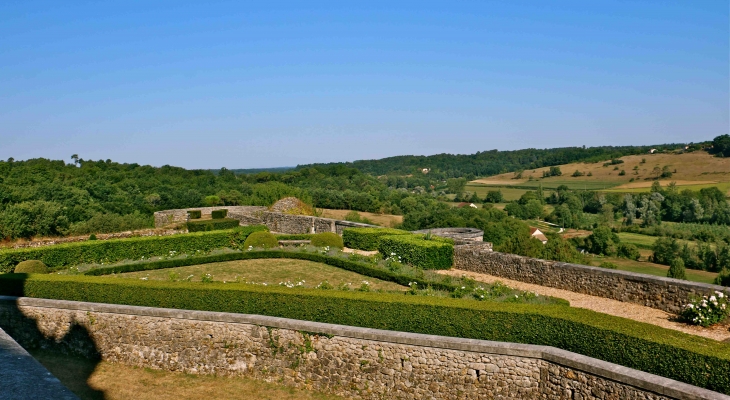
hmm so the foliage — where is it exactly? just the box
[342,228,411,251]
[88,234,97,241]
[715,269,730,287]
[710,134,730,157]
[584,226,620,256]
[0,226,268,273]
[598,262,618,269]
[310,232,344,249]
[186,218,240,232]
[484,190,503,203]
[679,291,729,327]
[616,243,641,261]
[497,232,590,264]
[343,211,374,224]
[187,210,201,219]
[211,209,228,219]
[13,260,48,274]
[667,258,687,280]
[1,274,729,393]
[243,231,279,249]
[377,234,454,270]
[69,212,151,235]
[650,237,681,265]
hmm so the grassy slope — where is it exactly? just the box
[110,258,406,291]
[318,209,403,227]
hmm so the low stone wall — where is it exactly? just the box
[412,228,484,243]
[154,206,268,227]
[454,245,730,314]
[0,296,724,400]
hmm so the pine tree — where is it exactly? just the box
[667,258,687,280]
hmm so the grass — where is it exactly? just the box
[110,258,406,291]
[30,349,342,400]
[590,255,719,284]
[318,209,403,228]
[616,232,658,249]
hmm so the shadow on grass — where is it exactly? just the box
[0,273,106,400]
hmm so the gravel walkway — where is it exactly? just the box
[438,269,730,342]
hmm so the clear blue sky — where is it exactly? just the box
[1,1,727,169]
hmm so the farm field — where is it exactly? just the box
[470,152,730,194]
[31,350,342,400]
[591,255,718,285]
[318,209,402,227]
[110,258,407,291]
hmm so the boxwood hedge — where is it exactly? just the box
[342,228,410,250]
[211,209,228,219]
[0,274,728,394]
[378,234,454,270]
[186,218,240,232]
[187,210,202,219]
[0,226,268,273]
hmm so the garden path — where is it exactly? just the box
[438,269,730,342]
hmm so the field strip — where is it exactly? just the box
[438,269,730,342]
[470,179,527,185]
[611,180,719,190]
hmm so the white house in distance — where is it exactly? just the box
[530,227,548,244]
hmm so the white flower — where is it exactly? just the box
[710,296,717,302]
[719,292,725,299]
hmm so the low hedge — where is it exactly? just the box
[186,218,240,232]
[378,235,454,270]
[310,232,344,248]
[211,209,228,219]
[14,260,48,274]
[0,274,728,393]
[187,210,202,219]
[243,231,279,249]
[342,228,411,250]
[0,226,268,273]
[82,250,458,292]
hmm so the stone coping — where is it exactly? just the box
[457,245,730,295]
[1,296,726,400]
[0,326,78,400]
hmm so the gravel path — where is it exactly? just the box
[438,269,730,342]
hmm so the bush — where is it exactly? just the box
[715,268,730,286]
[680,291,729,327]
[13,260,48,274]
[378,234,453,270]
[0,226,268,273]
[186,218,240,232]
[243,231,279,249]
[342,228,411,251]
[310,232,343,248]
[667,258,687,280]
[69,211,151,235]
[187,210,202,219]
[617,243,640,261]
[88,234,97,241]
[598,262,618,269]
[1,274,729,393]
[211,209,228,219]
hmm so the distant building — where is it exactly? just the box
[530,227,548,244]
[649,149,657,154]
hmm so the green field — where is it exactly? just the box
[601,181,730,195]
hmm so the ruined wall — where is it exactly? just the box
[0,296,721,400]
[454,244,730,314]
[154,206,268,227]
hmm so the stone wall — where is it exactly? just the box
[412,228,484,243]
[454,244,730,314]
[154,206,268,227]
[0,296,723,400]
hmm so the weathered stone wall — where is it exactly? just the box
[154,206,268,227]
[0,297,722,400]
[412,228,484,243]
[454,245,730,314]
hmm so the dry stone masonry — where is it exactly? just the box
[0,296,723,400]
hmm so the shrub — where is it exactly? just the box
[1,274,729,393]
[0,226,268,273]
[617,243,640,261]
[186,218,240,232]
[342,228,411,251]
[211,209,228,219]
[187,210,202,219]
[13,260,48,274]
[378,234,453,270]
[310,232,343,248]
[88,234,97,241]
[243,231,279,249]
[680,291,729,327]
[667,258,687,280]
[598,262,618,269]
[715,268,730,286]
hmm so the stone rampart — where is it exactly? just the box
[0,296,724,400]
[454,245,730,314]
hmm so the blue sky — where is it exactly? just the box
[0,1,727,169]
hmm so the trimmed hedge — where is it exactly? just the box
[310,232,344,248]
[378,235,454,270]
[211,209,228,219]
[14,260,48,274]
[0,274,728,393]
[342,228,411,251]
[186,218,240,232]
[0,226,268,273]
[187,210,202,219]
[243,231,279,249]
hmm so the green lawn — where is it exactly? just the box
[110,258,406,291]
[616,232,657,249]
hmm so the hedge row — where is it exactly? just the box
[0,274,728,394]
[187,210,202,219]
[82,250,459,292]
[378,235,454,270]
[186,218,240,232]
[211,209,228,219]
[0,226,268,273]
[342,228,411,250]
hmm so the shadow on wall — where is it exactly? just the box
[0,274,107,400]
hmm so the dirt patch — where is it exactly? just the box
[437,269,730,341]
